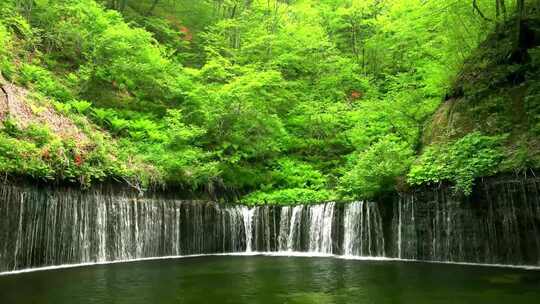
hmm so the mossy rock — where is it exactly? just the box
[421,15,540,184]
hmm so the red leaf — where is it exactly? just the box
[74,154,84,166]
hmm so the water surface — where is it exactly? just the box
[1,256,539,304]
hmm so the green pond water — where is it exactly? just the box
[1,256,539,304]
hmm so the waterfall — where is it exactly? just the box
[286,205,304,251]
[391,178,540,265]
[242,207,254,252]
[3,177,538,273]
[343,202,363,256]
[0,184,390,273]
[343,202,385,257]
[397,199,402,259]
[245,202,385,255]
[0,186,248,272]
[307,202,335,253]
[277,206,292,251]
[252,206,273,252]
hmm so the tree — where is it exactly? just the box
[147,0,160,15]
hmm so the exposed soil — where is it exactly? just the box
[0,73,89,145]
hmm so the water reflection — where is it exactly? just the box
[0,256,539,304]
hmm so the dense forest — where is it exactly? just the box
[0,0,539,204]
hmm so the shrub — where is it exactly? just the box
[525,68,540,136]
[408,132,504,195]
[18,64,72,102]
[0,23,11,69]
[68,100,92,114]
[81,23,174,101]
[0,133,54,179]
[271,158,327,190]
[242,188,335,205]
[339,135,414,199]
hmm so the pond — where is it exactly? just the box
[1,255,539,304]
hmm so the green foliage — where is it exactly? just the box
[18,64,73,102]
[68,100,92,114]
[0,120,127,186]
[340,136,414,199]
[409,133,505,195]
[80,23,175,101]
[271,158,327,190]
[525,66,540,136]
[0,23,12,74]
[0,0,529,203]
[203,68,291,163]
[32,0,123,64]
[136,16,190,57]
[243,188,335,205]
[0,132,54,179]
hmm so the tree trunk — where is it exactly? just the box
[473,0,492,21]
[516,0,525,47]
[500,0,507,19]
[119,0,128,12]
[517,0,525,16]
[147,0,160,15]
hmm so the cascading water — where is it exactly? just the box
[343,202,385,257]
[0,186,247,272]
[277,206,292,251]
[391,178,540,265]
[0,184,387,273]
[307,202,335,253]
[2,176,539,273]
[285,205,304,251]
[241,207,254,252]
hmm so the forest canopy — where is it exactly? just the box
[0,0,539,204]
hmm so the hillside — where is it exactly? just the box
[0,71,149,187]
[0,0,538,203]
[409,15,540,194]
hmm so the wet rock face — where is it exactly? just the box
[0,186,248,272]
[0,184,386,273]
[390,177,540,265]
[1,177,539,273]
